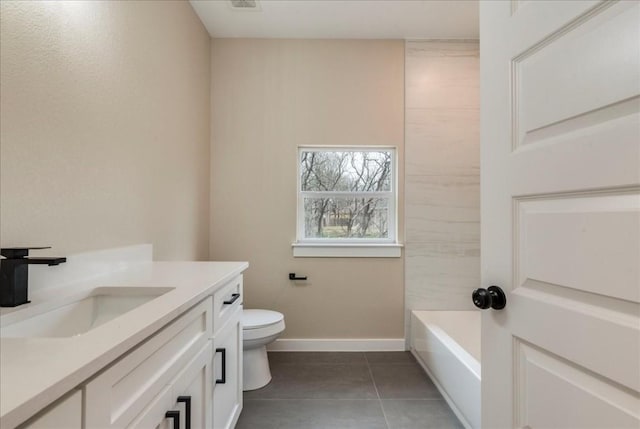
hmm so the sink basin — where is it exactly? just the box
[0,287,173,338]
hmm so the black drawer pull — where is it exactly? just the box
[215,348,226,384]
[289,273,307,280]
[223,293,241,305]
[165,410,180,429]
[177,396,191,429]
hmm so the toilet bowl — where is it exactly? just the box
[242,309,285,391]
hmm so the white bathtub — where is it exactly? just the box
[410,311,481,429]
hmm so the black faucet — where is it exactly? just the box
[0,247,66,307]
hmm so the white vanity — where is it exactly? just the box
[0,245,247,429]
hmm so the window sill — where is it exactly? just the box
[292,243,403,258]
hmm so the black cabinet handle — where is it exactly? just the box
[215,348,226,384]
[223,293,241,305]
[165,410,180,429]
[177,396,191,429]
[289,273,307,280]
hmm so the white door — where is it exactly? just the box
[480,0,640,428]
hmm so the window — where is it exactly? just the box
[294,147,401,257]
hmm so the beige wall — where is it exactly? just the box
[405,41,480,319]
[210,39,405,339]
[0,1,211,260]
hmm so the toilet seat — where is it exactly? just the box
[243,309,285,341]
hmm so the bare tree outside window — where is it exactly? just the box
[299,149,395,241]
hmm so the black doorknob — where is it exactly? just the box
[472,286,506,310]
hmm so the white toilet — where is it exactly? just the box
[242,309,285,391]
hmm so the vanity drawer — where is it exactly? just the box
[212,275,243,336]
[84,297,212,429]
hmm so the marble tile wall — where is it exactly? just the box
[405,41,480,320]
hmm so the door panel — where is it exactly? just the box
[513,1,639,146]
[480,0,640,427]
[510,289,640,392]
[516,193,640,301]
[515,340,639,429]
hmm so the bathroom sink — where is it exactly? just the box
[0,287,173,338]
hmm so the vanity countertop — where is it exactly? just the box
[0,260,248,428]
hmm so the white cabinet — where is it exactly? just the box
[85,297,212,428]
[14,275,245,429]
[212,306,243,429]
[171,342,213,429]
[19,390,82,429]
[128,342,213,429]
[84,277,244,429]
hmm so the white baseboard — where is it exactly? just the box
[267,338,406,352]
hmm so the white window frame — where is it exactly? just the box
[293,146,402,258]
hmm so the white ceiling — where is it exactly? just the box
[190,0,479,40]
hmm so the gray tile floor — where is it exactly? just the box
[236,352,463,429]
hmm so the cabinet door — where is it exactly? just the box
[85,298,212,428]
[19,390,82,429]
[172,342,213,429]
[126,386,173,429]
[129,343,213,429]
[212,307,243,429]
